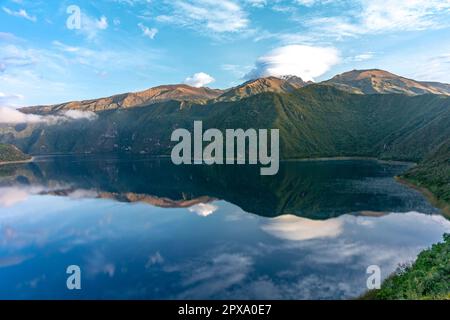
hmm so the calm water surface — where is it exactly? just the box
[0,156,448,299]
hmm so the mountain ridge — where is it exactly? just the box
[324,69,450,96]
[18,69,450,116]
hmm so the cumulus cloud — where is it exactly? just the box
[184,72,215,87]
[0,106,98,124]
[245,45,340,82]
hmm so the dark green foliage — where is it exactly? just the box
[363,234,450,300]
[4,85,449,163]
[403,140,450,203]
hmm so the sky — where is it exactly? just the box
[1,0,450,107]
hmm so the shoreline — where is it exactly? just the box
[283,156,415,165]
[395,176,450,217]
[0,157,34,166]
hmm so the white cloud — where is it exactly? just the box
[406,53,450,83]
[145,252,164,268]
[246,45,340,81]
[352,52,374,61]
[246,0,267,8]
[302,0,450,39]
[184,72,215,87]
[0,91,24,107]
[0,106,43,123]
[78,14,109,40]
[361,0,450,32]
[188,203,218,216]
[0,106,97,124]
[0,187,31,207]
[156,0,249,33]
[63,110,98,121]
[138,23,158,39]
[294,0,320,6]
[96,16,109,30]
[2,7,36,22]
[261,215,343,241]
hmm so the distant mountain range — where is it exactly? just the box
[19,69,450,115]
[1,68,449,204]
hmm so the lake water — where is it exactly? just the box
[0,156,449,299]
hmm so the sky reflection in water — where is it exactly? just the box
[0,157,449,299]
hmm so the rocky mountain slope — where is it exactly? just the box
[216,75,310,102]
[20,84,224,114]
[324,69,450,95]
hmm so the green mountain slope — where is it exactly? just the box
[0,143,31,163]
[402,140,450,204]
[2,85,449,164]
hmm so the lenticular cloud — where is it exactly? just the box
[245,45,341,82]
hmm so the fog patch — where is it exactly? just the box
[0,106,98,124]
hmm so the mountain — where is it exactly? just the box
[0,143,31,163]
[20,84,224,114]
[324,69,450,96]
[216,76,310,102]
[2,70,450,205]
[3,84,449,163]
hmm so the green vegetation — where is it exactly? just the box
[1,85,449,206]
[4,85,449,162]
[402,140,450,205]
[363,234,450,300]
[0,143,31,163]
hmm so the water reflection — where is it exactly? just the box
[0,155,440,218]
[0,156,448,299]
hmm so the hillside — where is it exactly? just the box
[216,76,309,102]
[363,234,450,300]
[20,84,224,114]
[324,69,450,95]
[402,140,450,204]
[2,85,449,163]
[0,143,31,163]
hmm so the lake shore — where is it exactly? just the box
[283,156,414,165]
[395,176,450,217]
[0,157,34,166]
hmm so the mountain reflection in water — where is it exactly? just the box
[0,156,448,300]
[0,155,440,219]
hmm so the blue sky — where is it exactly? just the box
[1,0,450,106]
